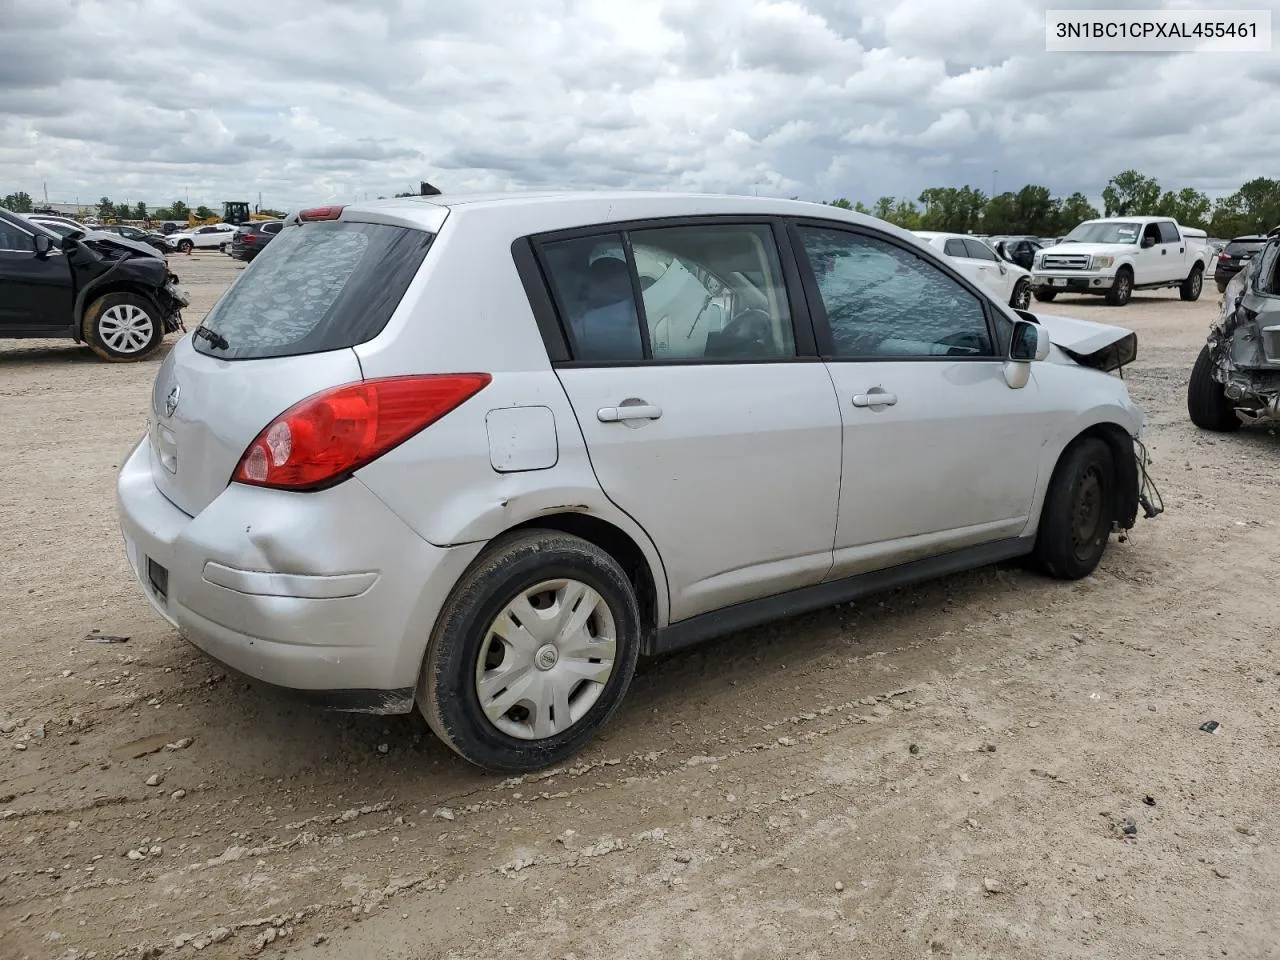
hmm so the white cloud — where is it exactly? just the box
[0,0,1278,212]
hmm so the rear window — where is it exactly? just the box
[194,220,432,360]
[1225,240,1265,257]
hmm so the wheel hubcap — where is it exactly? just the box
[99,304,155,354]
[475,579,617,741]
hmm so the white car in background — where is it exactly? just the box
[915,231,1033,310]
[165,222,238,253]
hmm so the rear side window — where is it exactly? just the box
[1158,222,1181,244]
[963,239,998,261]
[943,239,966,257]
[194,221,432,360]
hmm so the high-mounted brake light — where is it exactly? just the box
[232,374,492,491]
[297,205,346,222]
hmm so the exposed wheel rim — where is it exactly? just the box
[475,578,617,741]
[1116,275,1131,300]
[1190,271,1202,297]
[1071,464,1107,562]
[98,304,155,354]
[1013,281,1031,310]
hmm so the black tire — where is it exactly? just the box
[218,243,227,253]
[1033,288,1057,303]
[1010,278,1031,310]
[1216,280,1228,294]
[419,530,642,773]
[1187,345,1241,432]
[80,292,165,362]
[1029,437,1116,580]
[177,239,193,253]
[1180,264,1204,302]
[1105,268,1133,306]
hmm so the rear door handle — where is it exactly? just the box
[597,403,662,423]
[852,391,898,408]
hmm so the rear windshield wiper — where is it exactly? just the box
[193,325,229,350]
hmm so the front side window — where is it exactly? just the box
[963,239,998,262]
[0,221,34,251]
[798,225,993,360]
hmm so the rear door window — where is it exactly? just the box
[193,220,433,360]
[1158,221,1181,244]
[963,239,998,261]
[943,239,967,257]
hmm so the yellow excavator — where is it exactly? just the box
[187,202,278,229]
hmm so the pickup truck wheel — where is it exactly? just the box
[419,530,642,773]
[1032,288,1057,302]
[1180,264,1204,302]
[81,293,164,362]
[1029,437,1115,580]
[1187,345,1241,432]
[1105,268,1132,306]
[1010,278,1031,310]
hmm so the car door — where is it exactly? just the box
[535,219,843,622]
[1157,220,1186,278]
[1134,222,1165,284]
[790,220,1050,578]
[0,218,73,331]
[962,238,1014,301]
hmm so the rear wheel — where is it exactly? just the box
[419,530,641,773]
[1029,437,1115,580]
[1187,345,1241,432]
[1180,264,1204,302]
[81,293,164,362]
[1010,278,1031,310]
[1033,288,1057,303]
[1105,268,1133,306]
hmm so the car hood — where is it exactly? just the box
[1039,242,1135,257]
[80,230,164,259]
[1032,311,1137,372]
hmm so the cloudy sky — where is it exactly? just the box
[1,0,1278,212]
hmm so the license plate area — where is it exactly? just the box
[147,558,169,600]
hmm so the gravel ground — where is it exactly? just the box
[1,252,1277,960]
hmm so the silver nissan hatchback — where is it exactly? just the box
[116,192,1158,772]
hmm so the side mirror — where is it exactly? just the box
[1141,236,1157,249]
[33,234,53,257]
[1010,319,1050,362]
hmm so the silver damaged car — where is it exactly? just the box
[116,192,1160,772]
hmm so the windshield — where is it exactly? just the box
[30,219,74,239]
[1062,221,1141,244]
[194,220,433,360]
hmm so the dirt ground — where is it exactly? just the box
[1,251,1278,960]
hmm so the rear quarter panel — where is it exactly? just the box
[352,211,673,625]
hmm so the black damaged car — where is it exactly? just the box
[0,207,188,361]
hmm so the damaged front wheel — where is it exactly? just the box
[1030,437,1115,580]
[1187,345,1241,432]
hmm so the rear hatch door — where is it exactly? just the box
[148,215,436,517]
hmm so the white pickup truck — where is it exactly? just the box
[1031,216,1214,306]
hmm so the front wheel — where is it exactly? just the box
[81,293,164,362]
[1010,278,1031,310]
[1105,269,1132,306]
[1033,288,1057,303]
[1180,264,1204,302]
[419,530,641,773]
[1029,437,1116,580]
[177,239,193,253]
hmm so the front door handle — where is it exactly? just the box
[597,403,663,423]
[852,391,898,408]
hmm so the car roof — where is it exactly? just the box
[331,191,923,245]
[1228,235,1268,242]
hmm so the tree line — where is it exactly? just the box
[7,171,1280,237]
[824,170,1280,238]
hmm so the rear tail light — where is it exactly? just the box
[242,234,257,243]
[297,205,346,222]
[1219,252,1230,261]
[232,374,491,491]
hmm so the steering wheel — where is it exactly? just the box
[719,308,773,344]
